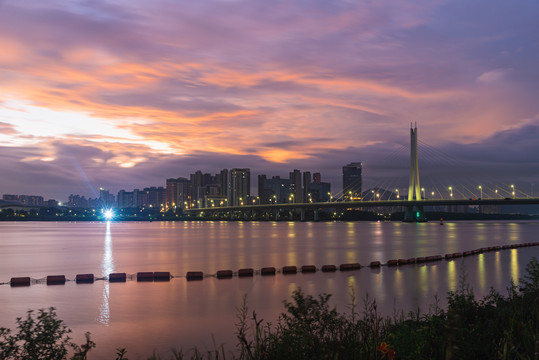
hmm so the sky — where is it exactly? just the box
[0,0,538,201]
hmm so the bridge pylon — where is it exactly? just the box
[403,124,428,222]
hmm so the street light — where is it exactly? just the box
[449,186,453,198]
[395,189,399,199]
[421,187,425,200]
[511,184,515,198]
[478,185,482,199]
[371,190,375,201]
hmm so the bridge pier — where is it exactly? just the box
[314,210,319,222]
[300,208,305,222]
[403,205,427,222]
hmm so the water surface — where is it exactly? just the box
[0,221,537,359]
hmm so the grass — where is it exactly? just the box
[1,258,538,359]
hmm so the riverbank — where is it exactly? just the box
[1,208,538,221]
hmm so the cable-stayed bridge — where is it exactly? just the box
[185,126,539,221]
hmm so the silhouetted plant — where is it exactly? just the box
[0,307,95,360]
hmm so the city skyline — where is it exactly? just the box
[1,0,538,200]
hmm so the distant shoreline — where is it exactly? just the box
[1,211,538,222]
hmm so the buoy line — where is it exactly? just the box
[4,242,538,287]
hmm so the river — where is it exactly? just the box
[0,220,538,359]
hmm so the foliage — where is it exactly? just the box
[0,307,95,360]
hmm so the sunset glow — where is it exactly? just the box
[1,0,538,199]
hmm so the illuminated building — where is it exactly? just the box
[302,171,311,203]
[259,175,290,204]
[289,169,303,203]
[342,162,362,200]
[166,177,190,209]
[228,168,250,206]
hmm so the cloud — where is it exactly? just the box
[0,121,17,134]
[476,69,511,84]
[0,0,538,199]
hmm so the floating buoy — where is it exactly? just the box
[282,266,297,274]
[425,255,442,262]
[75,274,94,284]
[216,270,233,279]
[10,277,30,287]
[369,261,381,268]
[321,265,337,272]
[452,252,462,258]
[397,259,408,265]
[416,257,426,263]
[238,268,254,277]
[339,263,361,271]
[154,272,171,281]
[137,272,154,282]
[47,275,66,285]
[301,265,316,273]
[387,259,399,267]
[109,273,127,282]
[260,267,276,275]
[186,271,203,281]
[406,257,416,264]
[444,254,453,260]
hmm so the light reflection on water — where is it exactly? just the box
[447,260,457,291]
[511,249,519,283]
[98,221,114,325]
[478,254,486,291]
[0,220,538,359]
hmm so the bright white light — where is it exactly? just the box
[103,209,114,221]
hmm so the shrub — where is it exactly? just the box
[0,307,95,360]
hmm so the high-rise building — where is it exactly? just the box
[343,162,362,200]
[166,178,179,210]
[228,168,250,206]
[302,171,311,203]
[99,188,115,208]
[216,169,229,197]
[289,169,303,203]
[258,175,290,204]
[141,187,166,209]
[117,190,135,208]
[258,175,269,204]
